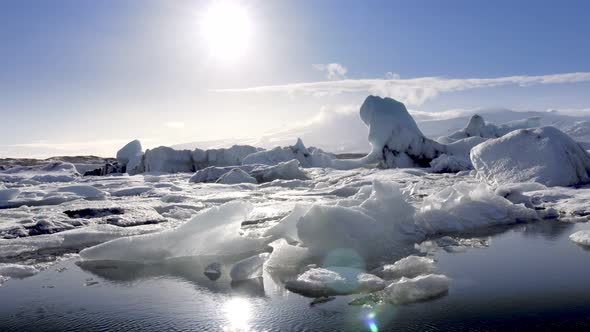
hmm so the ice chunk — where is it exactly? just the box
[285,267,386,297]
[380,274,450,304]
[264,204,311,243]
[416,182,538,233]
[471,126,590,186]
[0,188,20,202]
[80,201,265,263]
[204,262,222,281]
[0,263,38,279]
[265,239,311,277]
[375,256,436,280]
[570,230,590,247]
[144,146,194,173]
[251,160,309,182]
[229,253,270,281]
[297,204,383,255]
[116,140,144,175]
[216,168,257,185]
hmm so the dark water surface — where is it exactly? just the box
[2,220,590,331]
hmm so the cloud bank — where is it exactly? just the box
[215,72,590,106]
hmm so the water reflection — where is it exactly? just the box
[77,256,266,297]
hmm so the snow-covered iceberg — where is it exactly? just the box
[471,126,590,186]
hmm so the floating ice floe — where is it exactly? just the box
[379,274,451,304]
[471,126,590,186]
[285,267,386,297]
[570,230,590,247]
[373,255,436,280]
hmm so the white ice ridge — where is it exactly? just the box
[471,126,590,186]
[285,267,386,297]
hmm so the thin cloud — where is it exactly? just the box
[214,72,590,106]
[312,63,348,80]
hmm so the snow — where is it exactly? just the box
[471,126,590,186]
[285,267,386,297]
[229,253,269,281]
[216,168,257,184]
[430,154,472,173]
[375,256,436,280]
[56,185,108,200]
[116,140,144,175]
[570,230,590,247]
[111,186,152,197]
[0,162,80,183]
[380,274,451,304]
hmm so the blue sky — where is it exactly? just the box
[1,0,590,157]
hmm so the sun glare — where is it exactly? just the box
[201,2,252,61]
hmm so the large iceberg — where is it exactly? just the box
[360,96,447,168]
[471,126,590,186]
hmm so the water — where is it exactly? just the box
[1,220,590,331]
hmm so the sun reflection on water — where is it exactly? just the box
[222,297,252,331]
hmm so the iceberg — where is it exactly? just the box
[80,201,266,263]
[471,126,590,186]
[116,140,144,175]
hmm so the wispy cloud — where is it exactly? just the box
[312,63,348,80]
[214,72,590,106]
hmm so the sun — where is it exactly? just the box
[201,2,252,61]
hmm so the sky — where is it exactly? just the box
[1,0,590,157]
